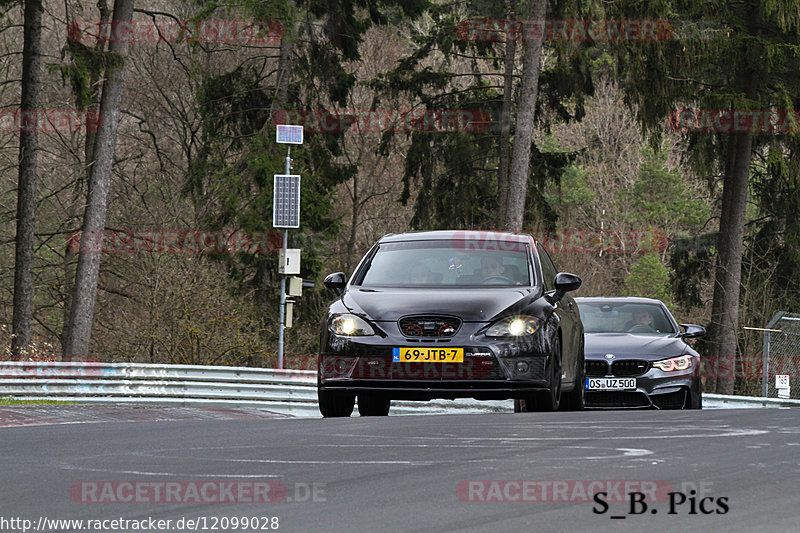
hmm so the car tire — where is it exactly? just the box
[527,338,563,412]
[691,389,702,409]
[318,388,355,417]
[560,345,585,411]
[358,394,391,416]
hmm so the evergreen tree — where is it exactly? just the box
[374,0,596,231]
[608,0,800,393]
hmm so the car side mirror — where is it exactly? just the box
[323,272,347,296]
[549,272,582,303]
[680,324,706,339]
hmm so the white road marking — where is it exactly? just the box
[327,427,769,440]
[57,465,283,477]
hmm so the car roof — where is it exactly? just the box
[378,230,536,244]
[575,296,665,305]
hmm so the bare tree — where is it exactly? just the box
[504,0,546,232]
[269,0,295,118]
[64,0,135,359]
[11,0,43,358]
[495,0,517,228]
[61,0,112,355]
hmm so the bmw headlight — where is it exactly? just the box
[329,314,375,336]
[652,355,693,372]
[485,316,541,337]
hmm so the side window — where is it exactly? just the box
[537,243,557,291]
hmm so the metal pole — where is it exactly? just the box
[277,146,291,370]
[763,311,784,397]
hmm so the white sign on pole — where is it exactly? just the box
[276,124,303,144]
[278,249,301,275]
[273,174,301,228]
[776,374,790,398]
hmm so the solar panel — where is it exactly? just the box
[276,124,303,144]
[273,174,301,228]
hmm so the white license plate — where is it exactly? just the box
[585,378,637,390]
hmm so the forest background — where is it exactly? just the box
[2,0,799,396]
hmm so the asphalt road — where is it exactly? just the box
[1,405,798,533]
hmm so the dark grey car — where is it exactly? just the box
[318,231,585,417]
[575,297,705,409]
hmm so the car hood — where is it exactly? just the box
[584,333,690,360]
[341,287,537,322]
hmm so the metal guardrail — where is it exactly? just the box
[0,361,317,412]
[703,393,800,409]
[1,361,797,416]
[0,361,510,416]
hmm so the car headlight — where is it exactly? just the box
[329,314,375,336]
[485,316,541,337]
[652,355,693,372]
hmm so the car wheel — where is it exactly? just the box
[560,344,585,411]
[318,388,355,417]
[691,389,702,409]
[358,394,391,416]
[527,338,563,412]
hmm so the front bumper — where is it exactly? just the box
[318,344,555,401]
[584,368,701,409]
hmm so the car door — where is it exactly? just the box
[537,243,583,383]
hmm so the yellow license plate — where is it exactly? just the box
[392,347,464,363]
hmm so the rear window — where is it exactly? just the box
[358,240,533,287]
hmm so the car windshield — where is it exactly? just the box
[578,301,678,335]
[358,240,532,287]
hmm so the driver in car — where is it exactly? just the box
[409,263,434,284]
[626,309,655,331]
[480,256,504,278]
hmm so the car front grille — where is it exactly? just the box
[585,360,609,376]
[586,391,651,407]
[398,315,461,338]
[611,360,651,377]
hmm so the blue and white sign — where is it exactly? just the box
[276,124,303,145]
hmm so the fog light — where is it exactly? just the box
[516,361,529,373]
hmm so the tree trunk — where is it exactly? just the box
[269,0,295,119]
[11,0,43,359]
[495,0,517,229]
[504,0,546,232]
[707,131,752,394]
[63,0,135,360]
[706,4,762,395]
[62,0,111,355]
